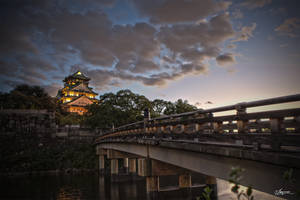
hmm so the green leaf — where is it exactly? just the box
[247,186,252,196]
[231,185,239,193]
[283,168,293,182]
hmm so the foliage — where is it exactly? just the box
[59,113,84,125]
[83,90,151,129]
[283,168,294,182]
[0,84,56,110]
[229,166,254,200]
[0,85,198,128]
[202,186,212,200]
[283,168,300,198]
[84,90,198,129]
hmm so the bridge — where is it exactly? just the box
[95,94,300,199]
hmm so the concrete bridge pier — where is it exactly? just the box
[128,158,137,175]
[138,158,196,199]
[205,175,218,200]
[146,176,160,199]
[96,148,107,174]
[99,155,105,174]
[107,149,141,182]
[110,159,119,182]
[178,173,192,200]
[123,158,129,174]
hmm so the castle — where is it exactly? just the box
[56,71,98,115]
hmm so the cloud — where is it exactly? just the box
[0,60,19,76]
[216,53,236,66]
[60,12,235,88]
[0,0,240,93]
[158,13,235,52]
[267,35,275,41]
[279,44,288,48]
[232,9,244,19]
[43,83,63,97]
[240,0,272,9]
[275,18,300,38]
[131,0,231,24]
[227,44,237,49]
[232,23,256,42]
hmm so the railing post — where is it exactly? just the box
[270,118,283,134]
[144,108,150,134]
[228,120,233,133]
[255,119,262,133]
[169,125,174,132]
[270,117,283,151]
[296,116,300,133]
[236,104,247,134]
[213,122,223,133]
[176,124,185,133]
[206,112,213,133]
[160,126,165,133]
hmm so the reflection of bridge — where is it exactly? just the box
[95,94,300,199]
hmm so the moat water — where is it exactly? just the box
[0,173,283,200]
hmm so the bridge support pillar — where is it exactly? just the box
[179,174,192,199]
[146,176,159,199]
[205,176,218,200]
[123,158,129,173]
[99,155,105,174]
[179,174,192,188]
[110,159,119,181]
[129,158,137,174]
[146,176,159,192]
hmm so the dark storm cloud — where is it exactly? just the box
[216,53,236,66]
[240,0,272,9]
[0,61,19,76]
[275,18,300,38]
[43,83,63,96]
[232,9,244,19]
[0,0,241,93]
[130,0,231,24]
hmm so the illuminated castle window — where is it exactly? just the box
[56,70,99,115]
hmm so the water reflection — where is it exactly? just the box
[0,173,283,200]
[57,186,82,200]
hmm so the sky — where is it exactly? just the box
[0,0,299,108]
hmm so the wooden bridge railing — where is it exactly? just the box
[96,94,300,151]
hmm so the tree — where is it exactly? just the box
[0,84,56,111]
[152,99,169,117]
[174,99,197,114]
[163,99,197,115]
[84,90,152,129]
[83,89,199,129]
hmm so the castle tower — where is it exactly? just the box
[56,71,98,115]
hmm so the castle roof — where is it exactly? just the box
[67,82,98,95]
[63,71,90,82]
[64,95,94,106]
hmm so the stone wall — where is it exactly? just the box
[0,109,100,140]
[55,126,98,141]
[0,109,55,135]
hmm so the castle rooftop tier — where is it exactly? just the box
[57,71,98,115]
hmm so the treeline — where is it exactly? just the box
[84,89,197,129]
[0,84,56,110]
[0,85,198,129]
